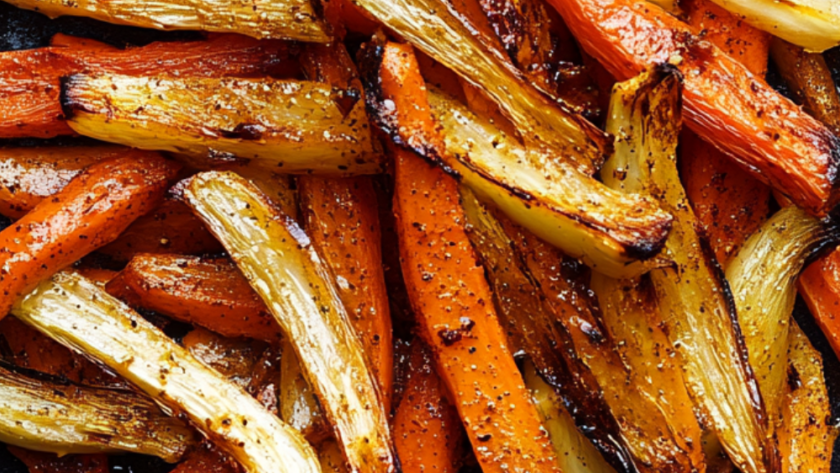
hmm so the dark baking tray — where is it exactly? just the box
[0,2,838,471]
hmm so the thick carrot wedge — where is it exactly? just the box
[0,154,177,318]
[680,0,772,266]
[547,0,840,216]
[106,254,280,341]
[379,41,559,472]
[298,42,393,410]
[8,448,108,473]
[0,145,139,219]
[393,341,462,473]
[0,34,299,139]
[97,199,224,262]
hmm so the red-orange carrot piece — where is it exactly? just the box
[0,146,152,219]
[7,447,108,473]
[97,199,224,262]
[0,316,123,387]
[393,340,462,473]
[379,41,559,473]
[546,0,840,216]
[0,154,177,318]
[799,252,840,361]
[0,34,299,139]
[106,254,280,341]
[299,42,394,409]
[170,443,241,473]
[680,0,772,265]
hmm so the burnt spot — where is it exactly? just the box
[437,328,463,346]
[58,74,93,119]
[219,123,266,141]
[787,364,802,391]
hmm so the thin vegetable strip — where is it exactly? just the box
[184,171,397,473]
[11,271,320,473]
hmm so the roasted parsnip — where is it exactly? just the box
[61,74,381,174]
[523,361,618,473]
[726,206,839,425]
[771,39,840,137]
[279,338,329,445]
[548,0,840,216]
[184,171,397,473]
[11,271,321,473]
[0,145,136,218]
[602,67,776,473]
[0,362,195,462]
[107,255,280,342]
[0,34,301,139]
[352,0,611,173]
[779,324,837,473]
[1,0,329,42]
[705,0,840,52]
[0,154,178,318]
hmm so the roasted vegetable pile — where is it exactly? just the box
[0,0,839,472]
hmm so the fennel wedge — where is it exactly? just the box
[725,206,839,426]
[2,0,329,42]
[0,361,194,462]
[601,67,776,473]
[359,53,672,278]
[61,74,381,174]
[184,171,397,473]
[11,271,321,473]
[352,0,609,173]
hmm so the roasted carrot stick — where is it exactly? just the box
[0,146,154,219]
[393,340,462,473]
[106,254,280,341]
[299,42,394,410]
[97,199,224,262]
[798,252,840,361]
[7,447,108,473]
[379,41,559,472]
[0,153,177,318]
[0,34,299,139]
[680,0,772,265]
[546,0,840,216]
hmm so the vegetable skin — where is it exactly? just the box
[61,74,381,174]
[11,271,321,473]
[393,341,462,473]
[279,338,329,445]
[0,361,195,462]
[0,34,301,139]
[184,171,397,473]
[107,255,280,342]
[547,0,840,216]
[0,153,178,319]
[602,67,776,473]
[378,41,560,473]
[2,0,329,42]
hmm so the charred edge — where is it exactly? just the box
[0,359,72,387]
[357,39,393,136]
[825,133,840,213]
[787,364,802,391]
[801,216,840,269]
[699,236,771,428]
[58,75,87,120]
[218,123,266,141]
[330,87,362,119]
[458,159,671,261]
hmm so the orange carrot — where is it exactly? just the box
[0,34,299,139]
[377,40,559,473]
[799,253,840,361]
[393,340,462,473]
[546,0,840,216]
[0,146,153,219]
[299,42,394,409]
[7,447,108,473]
[106,254,280,341]
[681,0,772,265]
[97,199,223,262]
[0,153,177,318]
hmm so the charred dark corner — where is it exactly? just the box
[58,75,86,119]
[330,87,362,119]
